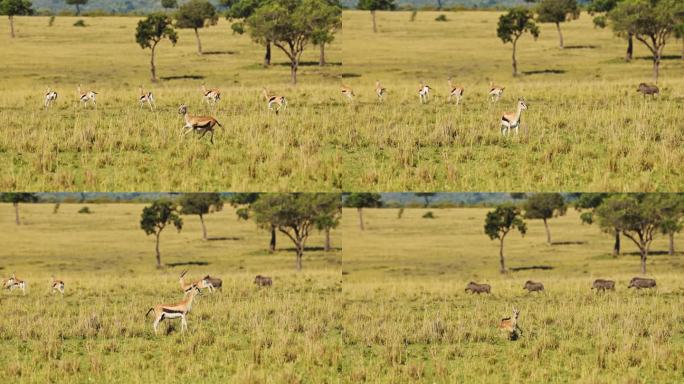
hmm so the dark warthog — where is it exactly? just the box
[637,83,659,97]
[465,281,491,294]
[628,277,656,290]
[523,280,544,293]
[591,279,615,292]
[254,275,273,287]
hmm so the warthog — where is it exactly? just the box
[628,277,656,290]
[202,275,222,290]
[254,275,273,287]
[591,279,615,292]
[465,281,491,294]
[637,83,659,97]
[523,280,544,293]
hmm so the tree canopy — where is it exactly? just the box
[65,0,87,16]
[179,193,224,241]
[497,7,540,76]
[536,0,580,49]
[175,0,218,55]
[524,193,566,244]
[140,200,183,268]
[484,204,527,273]
[135,13,177,82]
[1,0,33,38]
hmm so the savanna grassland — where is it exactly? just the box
[0,16,344,192]
[341,207,684,382]
[341,10,684,191]
[0,203,342,382]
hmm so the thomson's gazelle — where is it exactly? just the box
[201,85,221,105]
[341,85,355,101]
[447,77,464,106]
[44,87,58,109]
[500,98,527,136]
[375,81,387,101]
[418,81,431,104]
[3,273,27,295]
[50,276,65,295]
[262,88,287,113]
[77,85,98,109]
[139,86,155,110]
[488,81,505,102]
[146,284,201,335]
[498,307,521,339]
[178,104,222,144]
[179,270,215,294]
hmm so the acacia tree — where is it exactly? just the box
[1,0,33,38]
[161,0,177,10]
[536,0,580,49]
[140,200,183,268]
[311,0,341,66]
[179,193,224,241]
[595,194,664,274]
[484,204,527,273]
[65,0,87,16]
[228,193,280,252]
[524,193,567,245]
[252,193,341,271]
[314,193,342,251]
[176,0,218,55]
[345,193,382,231]
[223,0,273,65]
[658,194,684,255]
[0,193,38,225]
[588,0,634,61]
[135,13,178,82]
[247,0,340,84]
[575,193,622,256]
[415,193,436,208]
[357,0,395,33]
[609,0,684,83]
[497,7,540,76]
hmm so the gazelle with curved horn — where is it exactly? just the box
[146,284,201,335]
[179,270,216,294]
[500,98,528,136]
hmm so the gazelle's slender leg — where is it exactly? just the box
[153,316,162,335]
[181,315,188,332]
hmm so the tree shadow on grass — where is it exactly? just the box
[510,265,554,272]
[551,241,587,246]
[204,50,238,55]
[160,75,205,81]
[206,236,243,241]
[622,250,670,256]
[636,55,681,61]
[165,261,210,267]
[281,246,342,252]
[522,69,566,75]
[564,45,598,49]
[340,73,362,78]
[274,61,342,67]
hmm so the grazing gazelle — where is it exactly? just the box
[50,276,65,295]
[77,85,98,108]
[179,270,216,294]
[500,98,528,136]
[3,273,27,295]
[375,81,387,101]
[418,81,431,104]
[498,307,521,340]
[44,87,58,109]
[488,81,505,102]
[178,104,222,144]
[138,85,155,110]
[341,85,355,101]
[146,284,201,335]
[262,88,287,113]
[201,85,221,105]
[447,77,464,106]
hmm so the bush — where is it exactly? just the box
[48,15,56,27]
[78,206,92,214]
[73,20,87,27]
[435,14,448,22]
[422,211,435,219]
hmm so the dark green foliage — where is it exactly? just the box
[357,0,395,11]
[73,18,86,26]
[65,0,87,16]
[78,206,92,214]
[435,14,447,21]
[422,211,435,219]
[345,193,382,208]
[1,0,33,37]
[140,200,183,267]
[161,0,177,9]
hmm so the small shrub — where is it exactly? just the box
[422,211,435,219]
[410,9,417,22]
[48,15,56,27]
[73,20,87,27]
[435,14,448,22]
[78,206,92,214]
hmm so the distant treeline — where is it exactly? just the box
[31,0,228,15]
[341,0,590,10]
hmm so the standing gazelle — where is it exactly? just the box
[375,81,387,101]
[447,77,464,106]
[418,81,431,104]
[146,284,201,335]
[201,85,221,105]
[178,104,222,144]
[262,88,287,113]
[44,87,58,109]
[500,98,528,136]
[50,276,65,295]
[179,270,216,294]
[139,86,155,110]
[3,273,27,295]
[498,307,521,340]
[341,85,355,102]
[77,85,98,109]
[488,81,505,102]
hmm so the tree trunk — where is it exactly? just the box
[150,44,157,83]
[76,4,81,16]
[269,225,276,252]
[669,232,675,256]
[640,246,647,274]
[357,208,365,231]
[499,237,506,273]
[13,202,20,225]
[681,38,683,60]
[9,16,15,38]
[319,43,326,66]
[264,41,271,66]
[199,214,207,241]
[625,33,633,62]
[295,244,303,271]
[556,22,564,49]
[324,228,331,251]
[512,39,518,77]
[437,0,442,10]
[612,229,620,257]
[371,10,377,33]
[653,55,660,84]
[543,218,551,245]
[194,28,203,55]
[290,59,298,84]
[155,232,162,268]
